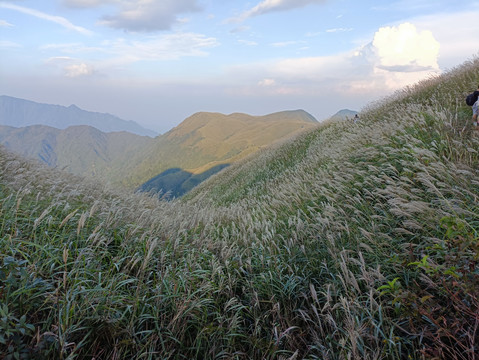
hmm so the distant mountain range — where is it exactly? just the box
[0,98,319,196]
[0,95,157,137]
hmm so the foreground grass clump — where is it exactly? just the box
[1,56,479,359]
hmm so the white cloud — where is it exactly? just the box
[226,22,441,98]
[372,22,439,72]
[326,27,353,33]
[38,33,218,79]
[409,10,479,69]
[0,3,93,35]
[65,63,95,77]
[0,19,13,27]
[45,56,96,77]
[62,0,115,7]
[95,0,203,32]
[106,32,219,61]
[47,56,75,62]
[258,78,276,86]
[230,0,328,22]
[62,0,203,32]
[269,54,350,82]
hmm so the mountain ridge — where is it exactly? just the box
[0,95,157,137]
[0,109,319,194]
[116,109,319,189]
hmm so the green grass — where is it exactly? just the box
[1,56,479,359]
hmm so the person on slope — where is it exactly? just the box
[471,85,479,129]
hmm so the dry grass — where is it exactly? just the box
[1,56,479,359]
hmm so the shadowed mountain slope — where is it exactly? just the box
[0,124,153,176]
[139,164,230,198]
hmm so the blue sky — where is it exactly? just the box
[1,0,478,133]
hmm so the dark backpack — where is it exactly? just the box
[466,92,478,106]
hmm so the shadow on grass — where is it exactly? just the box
[139,164,230,198]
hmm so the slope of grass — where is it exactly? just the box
[119,110,318,188]
[0,57,478,359]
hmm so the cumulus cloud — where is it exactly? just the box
[45,56,97,77]
[227,22,441,98]
[0,3,92,35]
[372,22,439,72]
[409,10,479,69]
[230,0,328,22]
[348,23,440,92]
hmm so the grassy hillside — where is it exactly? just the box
[0,57,478,359]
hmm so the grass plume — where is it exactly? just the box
[1,56,479,359]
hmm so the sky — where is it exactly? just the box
[1,0,479,134]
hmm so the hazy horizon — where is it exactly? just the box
[1,0,478,133]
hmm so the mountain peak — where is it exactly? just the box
[329,109,358,121]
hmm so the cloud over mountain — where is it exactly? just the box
[372,22,439,72]
[229,22,440,98]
